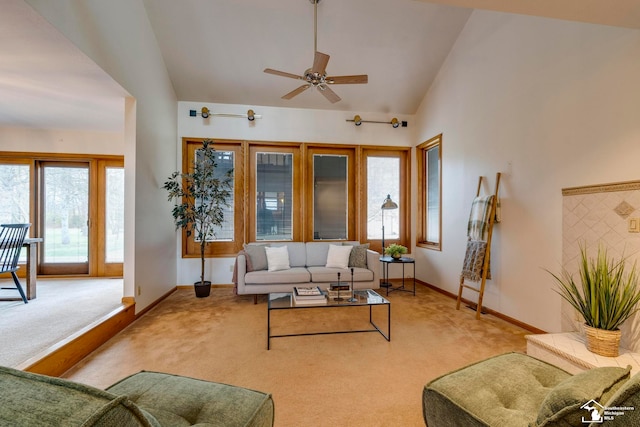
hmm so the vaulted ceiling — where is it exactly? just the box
[1,0,639,132]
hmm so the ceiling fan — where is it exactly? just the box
[263,0,368,103]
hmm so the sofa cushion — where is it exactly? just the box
[307,266,373,283]
[535,365,631,427]
[107,371,274,427]
[245,267,311,284]
[0,365,156,427]
[243,243,269,271]
[346,243,370,268]
[325,244,352,269]
[601,371,640,425]
[265,246,290,272]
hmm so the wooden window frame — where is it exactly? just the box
[359,147,411,254]
[305,145,357,242]
[181,139,244,258]
[417,134,442,251]
[0,151,124,277]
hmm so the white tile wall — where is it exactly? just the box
[562,184,640,351]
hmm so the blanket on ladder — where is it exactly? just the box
[461,239,491,282]
[467,195,494,241]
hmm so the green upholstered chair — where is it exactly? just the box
[423,352,640,427]
[0,365,274,427]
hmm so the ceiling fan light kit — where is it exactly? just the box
[264,0,368,103]
[189,108,261,121]
[347,115,407,128]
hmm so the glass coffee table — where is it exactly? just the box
[267,289,390,349]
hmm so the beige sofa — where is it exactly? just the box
[234,241,380,297]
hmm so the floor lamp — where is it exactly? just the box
[381,194,398,287]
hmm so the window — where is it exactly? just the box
[417,134,442,250]
[313,154,348,240]
[305,146,356,242]
[248,144,301,242]
[105,166,125,263]
[0,162,30,224]
[182,139,243,257]
[361,148,410,254]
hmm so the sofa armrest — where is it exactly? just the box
[366,249,380,287]
[235,253,247,294]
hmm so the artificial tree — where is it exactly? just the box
[164,139,233,297]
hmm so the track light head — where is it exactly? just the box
[354,115,362,126]
[391,118,399,128]
[247,109,255,121]
[201,107,210,119]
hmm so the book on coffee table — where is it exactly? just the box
[293,286,324,299]
[292,288,327,305]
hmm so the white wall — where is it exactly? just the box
[176,102,414,285]
[27,0,179,312]
[413,10,640,332]
[0,126,124,155]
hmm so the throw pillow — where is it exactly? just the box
[265,245,290,272]
[347,243,370,268]
[535,365,631,427]
[325,244,352,269]
[243,243,269,271]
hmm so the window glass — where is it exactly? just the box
[194,149,234,242]
[367,157,400,240]
[256,152,293,241]
[313,155,347,240]
[105,167,124,263]
[43,165,89,263]
[426,145,440,243]
[0,164,30,223]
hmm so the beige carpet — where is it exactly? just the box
[0,278,123,367]
[64,285,529,427]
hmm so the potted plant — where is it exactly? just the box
[163,139,233,298]
[548,244,640,356]
[384,243,408,259]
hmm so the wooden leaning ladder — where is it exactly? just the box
[456,172,501,319]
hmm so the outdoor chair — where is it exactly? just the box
[0,223,31,304]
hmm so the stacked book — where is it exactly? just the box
[327,283,351,300]
[292,286,327,305]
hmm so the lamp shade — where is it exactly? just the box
[381,194,398,210]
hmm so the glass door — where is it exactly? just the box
[39,162,90,275]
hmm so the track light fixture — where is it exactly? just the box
[189,108,261,121]
[346,116,407,128]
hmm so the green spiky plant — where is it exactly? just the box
[163,139,233,290]
[548,244,640,331]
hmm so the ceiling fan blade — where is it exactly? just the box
[317,85,341,103]
[282,84,311,100]
[264,68,303,80]
[326,74,368,85]
[312,51,330,75]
